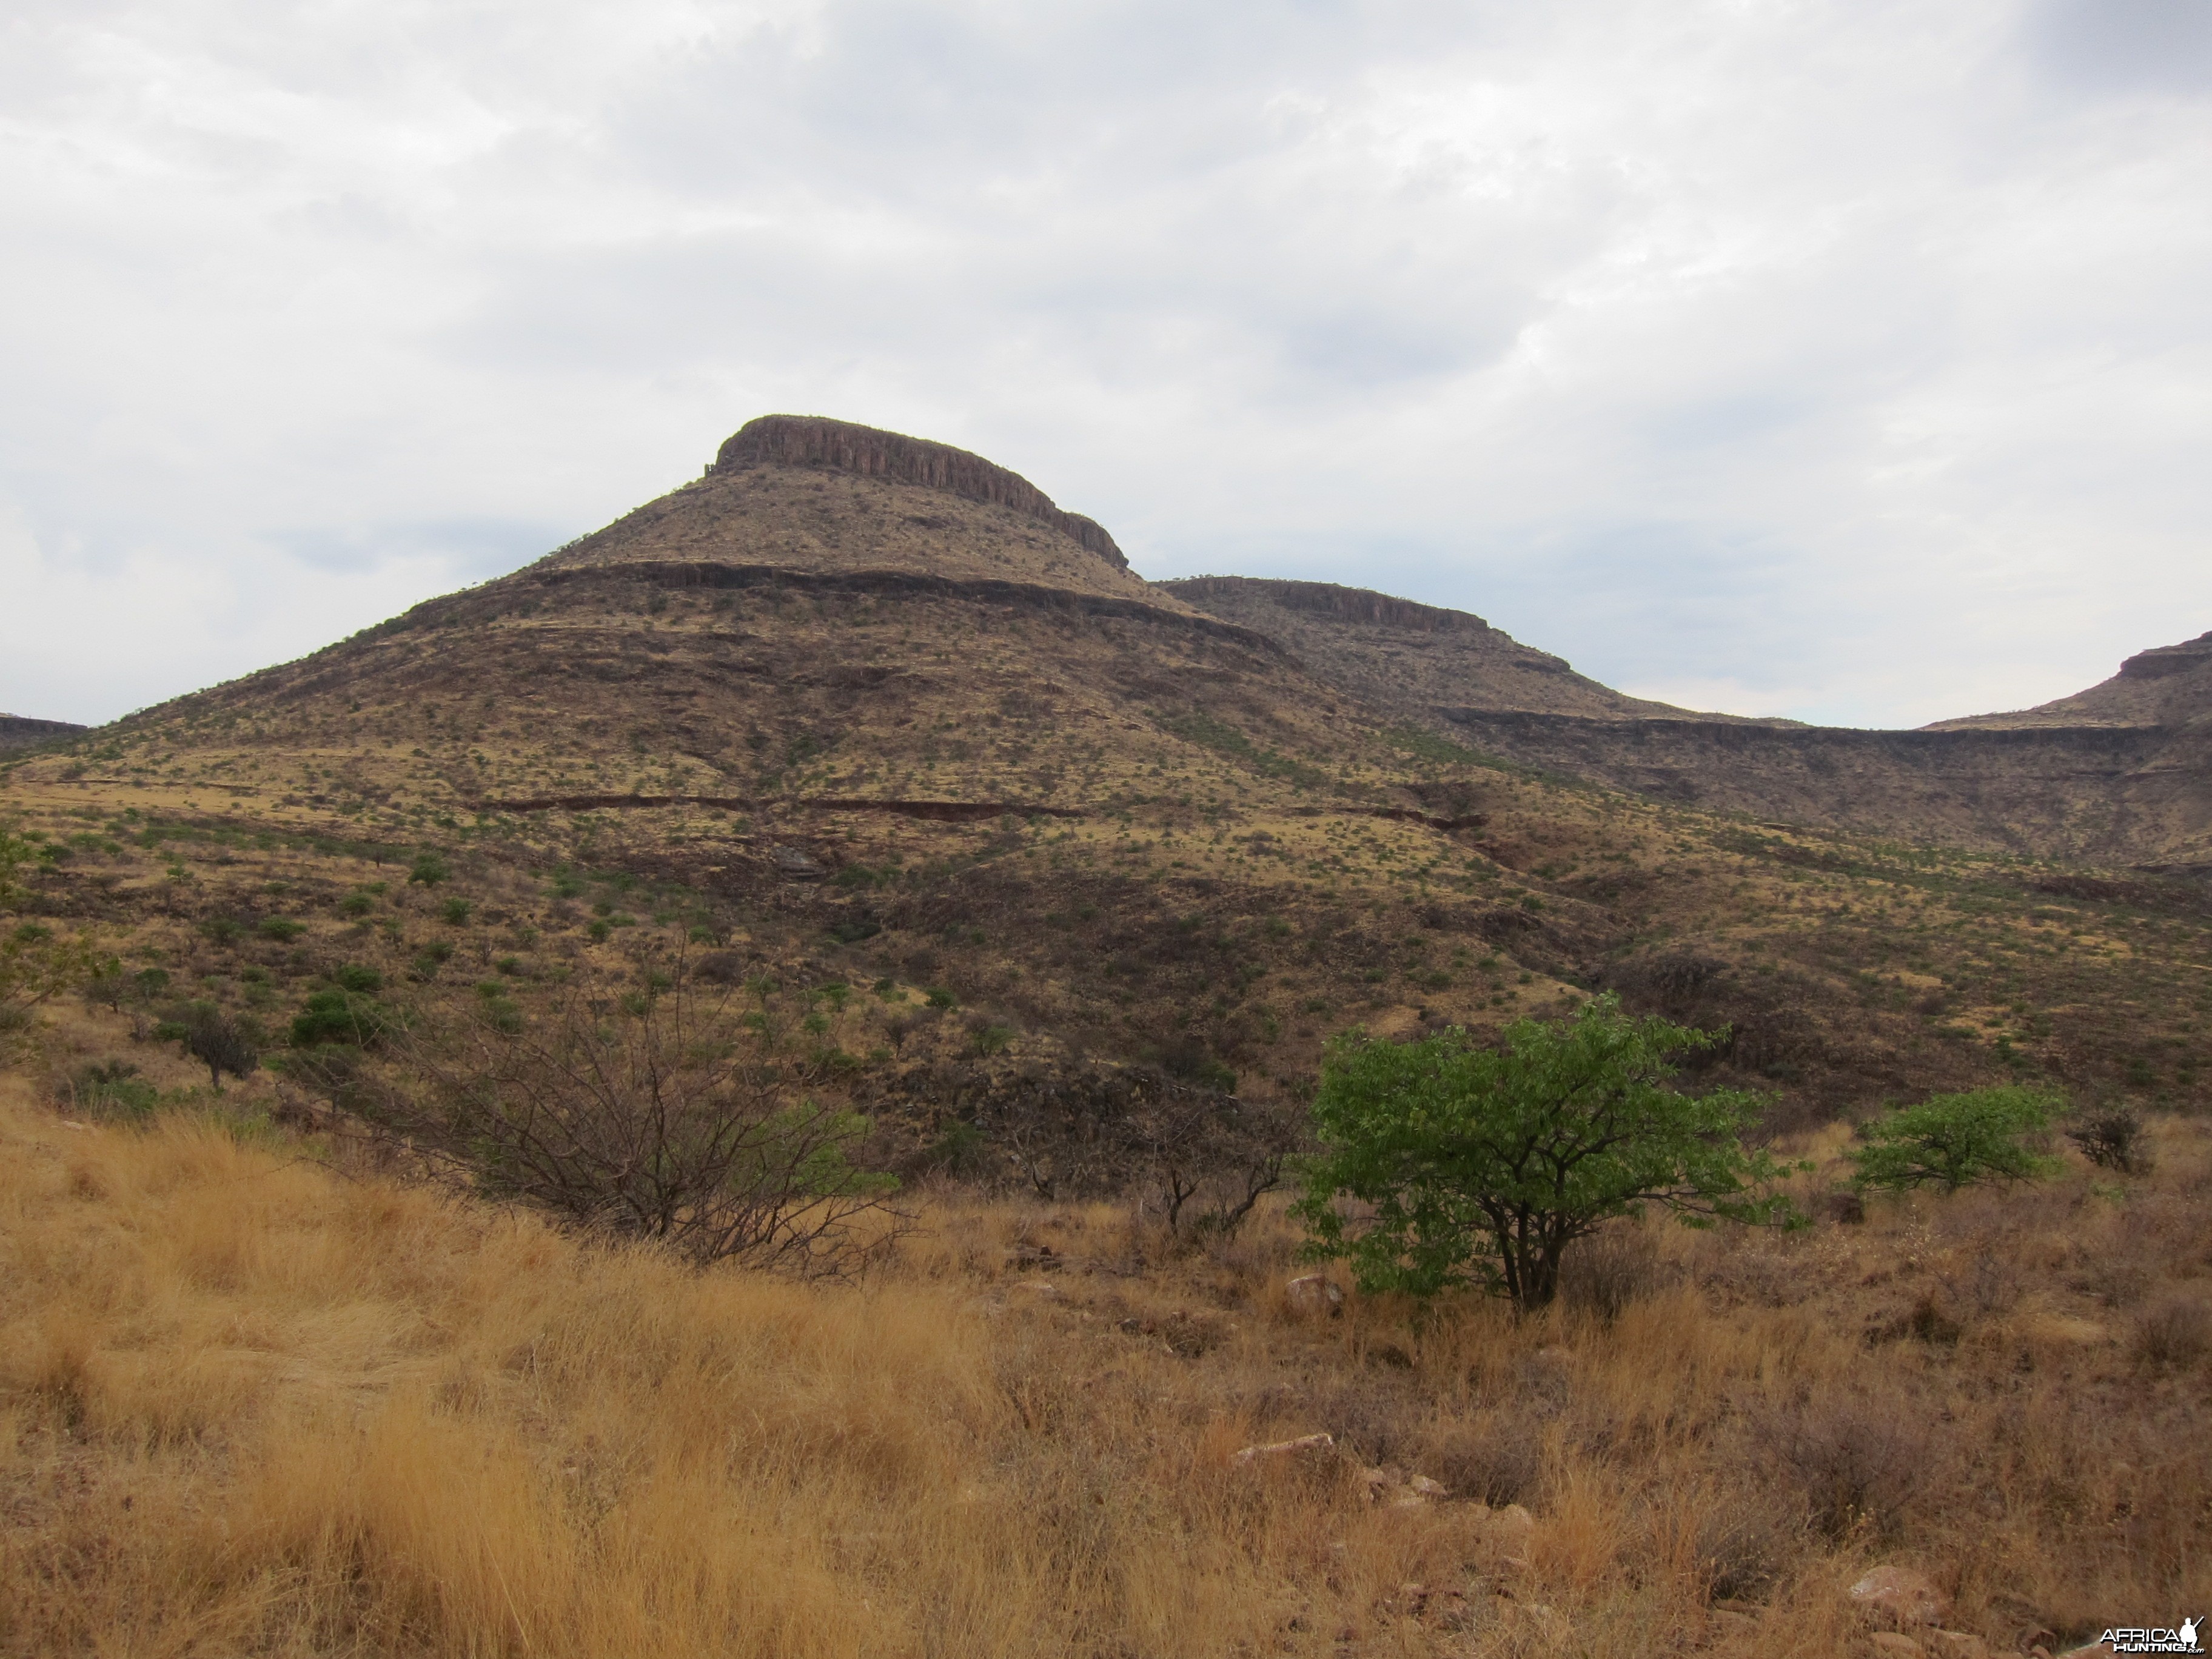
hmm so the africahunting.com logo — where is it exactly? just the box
[2095,1619,2202,1655]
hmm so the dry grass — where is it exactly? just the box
[4,1049,2208,1657]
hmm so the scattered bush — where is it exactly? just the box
[57,1059,160,1120]
[289,988,389,1050]
[438,898,474,927]
[408,852,449,886]
[258,917,306,942]
[170,1007,261,1091]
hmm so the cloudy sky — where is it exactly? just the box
[2,0,2208,729]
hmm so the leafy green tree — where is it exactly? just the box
[1294,995,1794,1308]
[1849,1087,2061,1194]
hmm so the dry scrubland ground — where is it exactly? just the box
[2,1000,2210,1659]
[5,740,2209,1139]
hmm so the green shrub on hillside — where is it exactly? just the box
[1849,1087,2062,1194]
[1296,994,1795,1308]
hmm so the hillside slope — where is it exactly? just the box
[2,417,2207,1145]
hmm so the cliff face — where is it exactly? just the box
[1167,577,1490,635]
[713,415,1128,569]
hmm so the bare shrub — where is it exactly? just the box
[1755,1394,1928,1540]
[975,1064,1302,1236]
[1695,1487,1801,1603]
[2131,1295,2210,1370]
[1558,1224,1667,1324]
[1148,1090,1304,1241]
[1423,1414,1542,1506]
[2068,1104,2151,1175]
[361,953,903,1274]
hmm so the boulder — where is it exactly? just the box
[1283,1275,1344,1318]
[1408,1474,1449,1498]
[1230,1432,1335,1468]
[1007,1278,1059,1298]
[1480,1501,1535,1569]
[1869,1636,1925,1658]
[1849,1566,1951,1630]
[1926,1632,1992,1659]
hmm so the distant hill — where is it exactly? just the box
[1166,580,2212,873]
[0,714,86,752]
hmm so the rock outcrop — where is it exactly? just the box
[713,415,1128,569]
[1168,576,1492,635]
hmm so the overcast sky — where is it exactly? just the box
[3,0,2208,729]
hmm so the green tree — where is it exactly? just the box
[1849,1087,2060,1194]
[1294,996,1794,1308]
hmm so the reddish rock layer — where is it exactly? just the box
[713,415,1127,569]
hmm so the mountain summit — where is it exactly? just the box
[535,415,1168,607]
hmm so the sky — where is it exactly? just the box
[2,0,2208,731]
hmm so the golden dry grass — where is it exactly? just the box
[4,1038,2209,1658]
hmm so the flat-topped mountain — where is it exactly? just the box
[538,414,1180,609]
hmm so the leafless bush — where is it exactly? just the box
[359,952,904,1275]
[1695,1486,1801,1603]
[1423,1415,1541,1506]
[2069,1105,2151,1175]
[2131,1294,2209,1370]
[1148,1090,1304,1241]
[1755,1394,1928,1540]
[1559,1224,1667,1324]
[973,1064,1304,1233]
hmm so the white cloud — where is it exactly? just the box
[1,0,2207,726]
